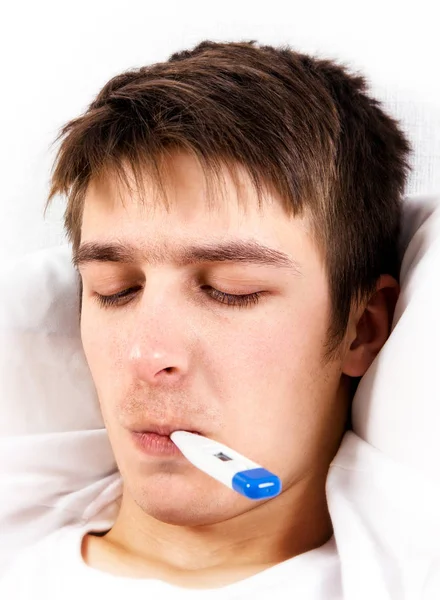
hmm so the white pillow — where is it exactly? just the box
[352,193,440,482]
[0,248,116,571]
[0,246,104,435]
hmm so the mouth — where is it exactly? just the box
[130,427,200,458]
[131,425,202,437]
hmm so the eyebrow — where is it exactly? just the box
[73,240,301,274]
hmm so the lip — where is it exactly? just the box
[130,431,183,457]
[131,425,201,437]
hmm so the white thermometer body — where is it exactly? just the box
[170,431,282,500]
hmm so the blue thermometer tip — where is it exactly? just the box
[232,468,282,500]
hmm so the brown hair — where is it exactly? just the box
[45,39,411,354]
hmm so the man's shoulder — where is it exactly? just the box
[0,524,86,584]
[329,430,440,502]
[330,430,440,490]
[327,430,440,591]
[0,524,107,599]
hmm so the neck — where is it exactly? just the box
[103,470,333,574]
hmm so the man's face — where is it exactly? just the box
[79,151,350,526]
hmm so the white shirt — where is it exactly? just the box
[1,429,439,599]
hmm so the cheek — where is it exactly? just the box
[80,310,121,394]
[208,294,334,461]
[80,313,132,434]
[214,293,330,388]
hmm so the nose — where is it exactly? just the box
[129,344,189,386]
[126,285,192,387]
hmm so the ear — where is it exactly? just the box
[342,275,399,378]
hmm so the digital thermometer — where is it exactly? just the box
[170,431,282,500]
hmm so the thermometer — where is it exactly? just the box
[170,430,282,500]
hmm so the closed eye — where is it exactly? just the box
[93,286,263,309]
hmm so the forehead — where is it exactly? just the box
[83,152,306,230]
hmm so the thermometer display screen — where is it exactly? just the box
[214,452,233,462]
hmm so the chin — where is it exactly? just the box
[130,472,245,526]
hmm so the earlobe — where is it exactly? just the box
[342,275,399,378]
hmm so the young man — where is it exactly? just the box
[1,40,424,598]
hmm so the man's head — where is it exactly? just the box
[45,40,410,526]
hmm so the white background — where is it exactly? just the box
[1,0,439,261]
